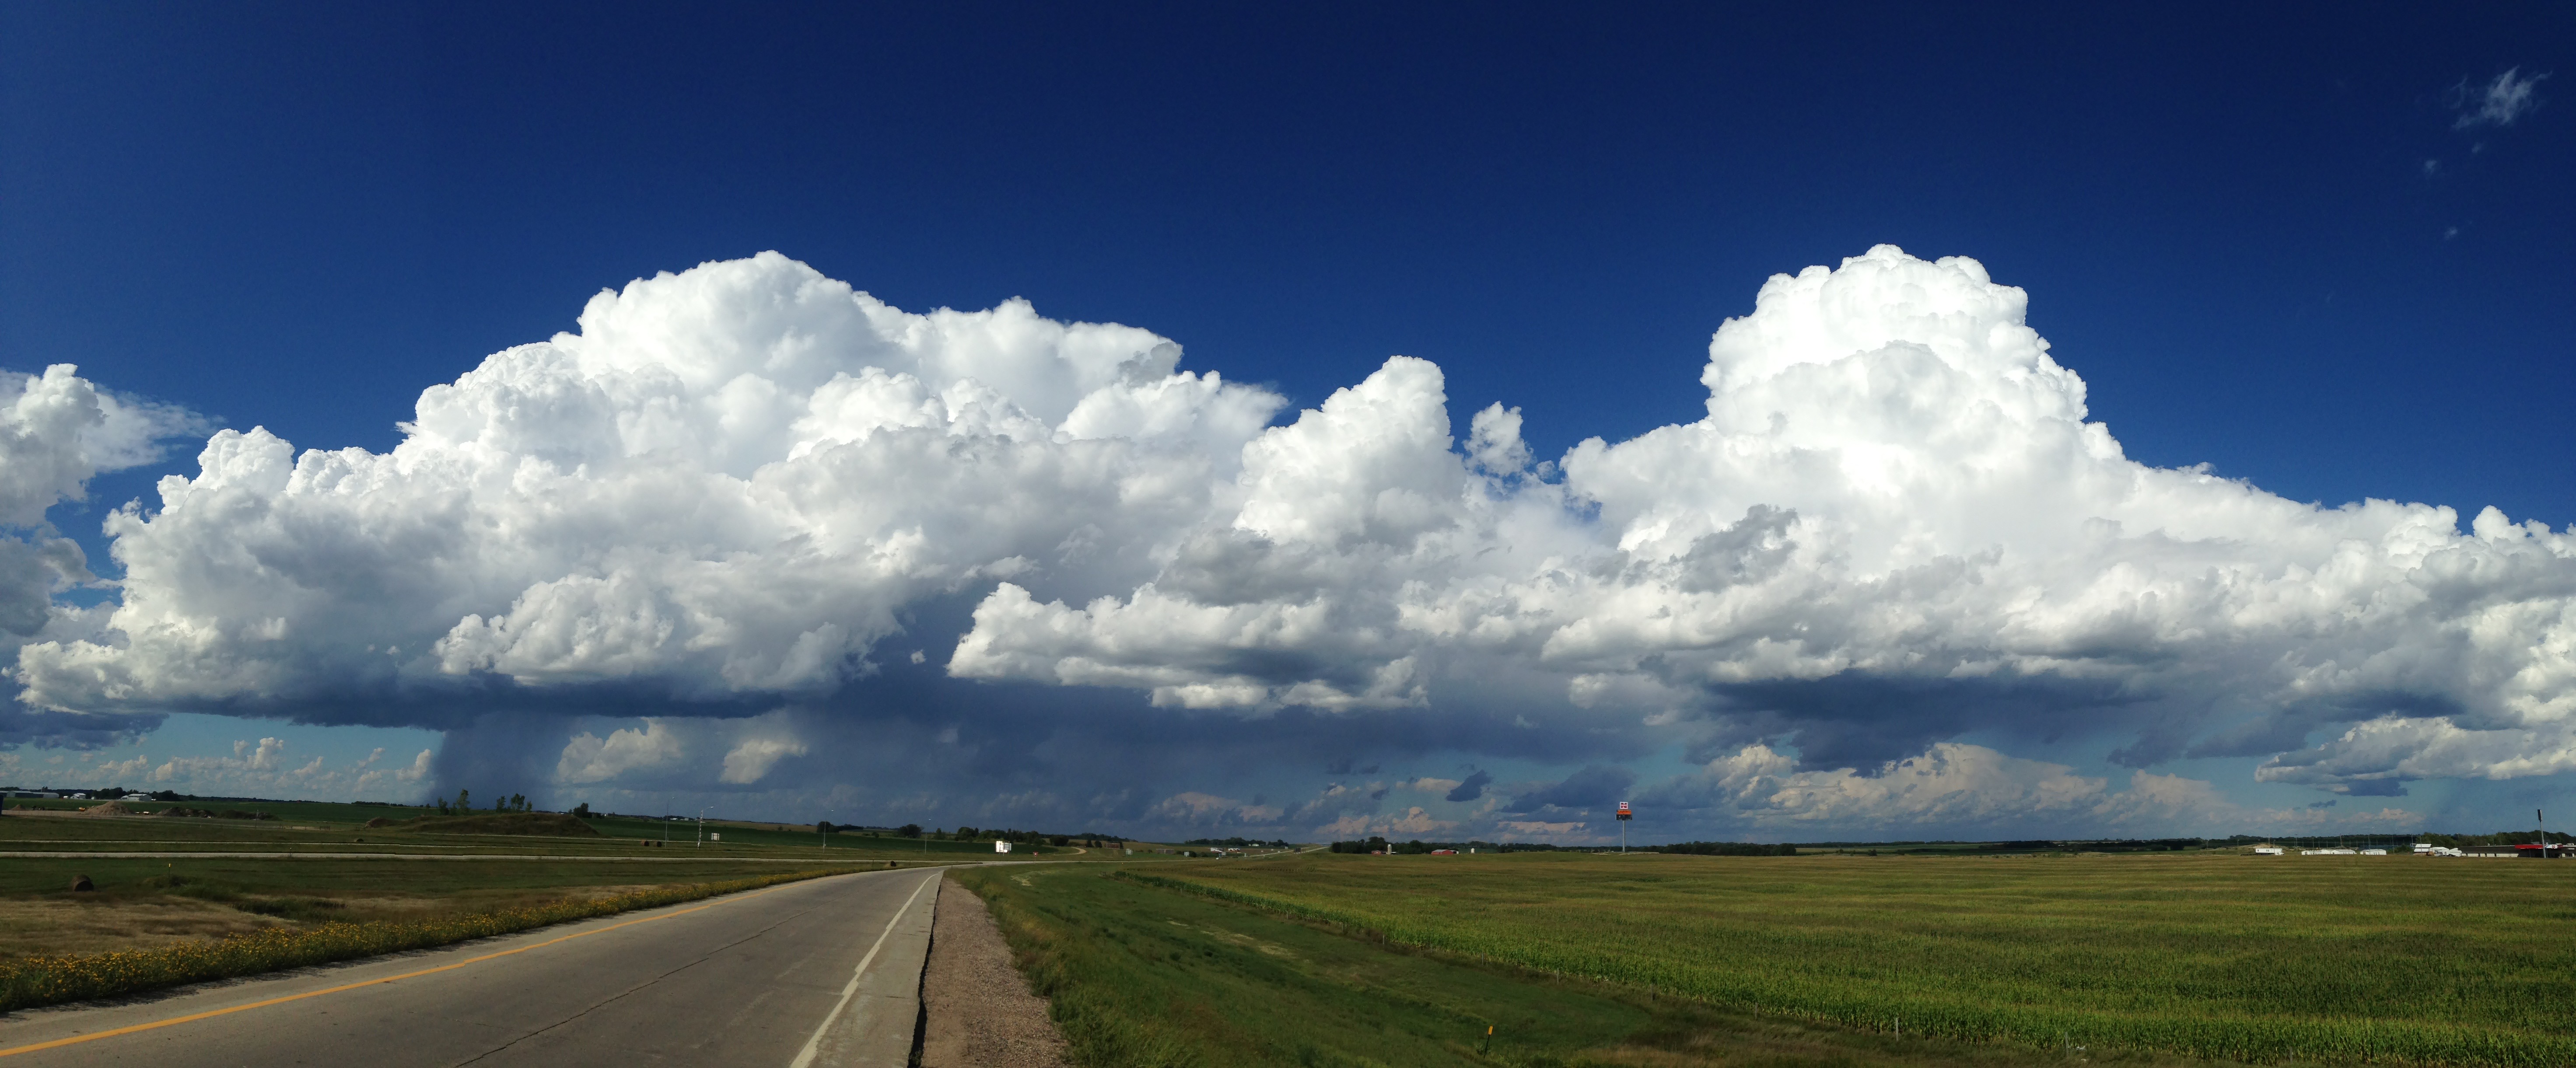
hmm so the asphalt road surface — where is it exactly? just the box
[0,867,943,1067]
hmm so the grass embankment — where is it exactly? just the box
[952,865,2214,1068]
[1145,852,2576,1067]
[0,868,848,1012]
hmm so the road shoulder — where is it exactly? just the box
[919,873,1069,1068]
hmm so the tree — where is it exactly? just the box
[573,803,592,819]
[815,820,833,834]
[456,789,470,813]
[897,824,922,838]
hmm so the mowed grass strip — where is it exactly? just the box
[0,868,848,1012]
[1148,852,2576,1067]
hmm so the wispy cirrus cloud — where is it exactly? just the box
[2453,67,2549,129]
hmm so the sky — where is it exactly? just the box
[1,3,2571,844]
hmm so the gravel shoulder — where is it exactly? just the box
[919,873,1069,1068]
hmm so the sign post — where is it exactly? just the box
[1616,801,1632,854]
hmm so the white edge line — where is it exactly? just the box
[786,872,938,1068]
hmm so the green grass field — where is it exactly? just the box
[1128,851,2576,1067]
[953,862,2230,1068]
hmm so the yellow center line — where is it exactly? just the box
[0,875,842,1059]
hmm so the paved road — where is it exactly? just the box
[0,868,942,1067]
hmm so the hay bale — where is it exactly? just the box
[70,874,94,892]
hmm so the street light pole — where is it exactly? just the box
[697,808,705,848]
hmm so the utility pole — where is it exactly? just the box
[697,808,705,848]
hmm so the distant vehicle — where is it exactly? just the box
[994,841,1012,854]
[1430,849,1458,855]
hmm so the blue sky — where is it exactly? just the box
[1,4,2570,842]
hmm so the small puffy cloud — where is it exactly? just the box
[2454,67,2548,129]
[556,720,684,784]
[718,735,808,784]
[130,735,427,800]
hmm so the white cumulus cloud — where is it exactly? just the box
[14,253,1281,714]
[0,365,200,651]
[556,720,686,784]
[718,735,808,784]
[14,247,2576,813]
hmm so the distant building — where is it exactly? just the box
[2251,846,2284,855]
[994,841,1012,853]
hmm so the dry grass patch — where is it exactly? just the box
[0,869,847,1012]
[0,898,285,959]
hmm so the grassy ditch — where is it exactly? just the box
[949,865,2212,1068]
[1146,853,2576,1068]
[0,868,849,1012]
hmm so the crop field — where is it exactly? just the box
[1142,851,2576,1067]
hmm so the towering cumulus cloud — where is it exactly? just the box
[14,247,2573,829]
